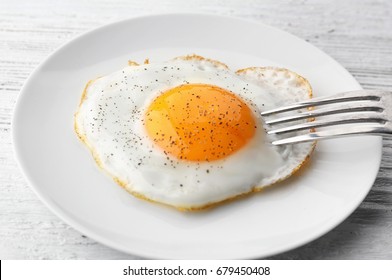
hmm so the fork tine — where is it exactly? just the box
[265,104,384,125]
[268,114,387,134]
[272,125,388,145]
[261,90,381,116]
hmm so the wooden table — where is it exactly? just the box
[1,0,391,259]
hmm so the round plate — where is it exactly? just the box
[13,14,382,259]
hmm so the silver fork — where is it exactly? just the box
[261,90,392,145]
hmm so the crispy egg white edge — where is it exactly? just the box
[235,67,316,190]
[74,55,315,211]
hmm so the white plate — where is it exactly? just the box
[13,14,382,259]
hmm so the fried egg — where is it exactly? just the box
[74,55,315,210]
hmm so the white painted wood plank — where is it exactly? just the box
[1,0,391,259]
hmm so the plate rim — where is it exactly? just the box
[12,12,383,259]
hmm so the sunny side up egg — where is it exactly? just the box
[74,55,315,210]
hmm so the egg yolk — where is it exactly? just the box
[144,84,257,161]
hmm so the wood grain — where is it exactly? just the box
[1,0,391,259]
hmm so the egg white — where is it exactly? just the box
[75,56,315,210]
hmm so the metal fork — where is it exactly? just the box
[261,90,392,145]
